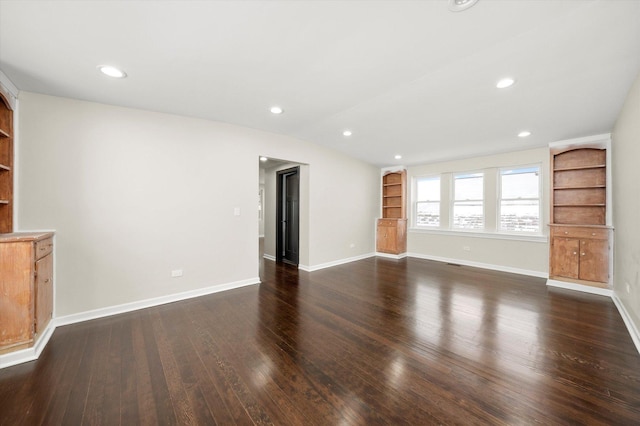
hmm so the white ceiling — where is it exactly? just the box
[1,0,639,167]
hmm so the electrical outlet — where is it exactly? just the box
[171,269,183,278]
[350,243,355,248]
[463,246,471,251]
[626,282,631,294]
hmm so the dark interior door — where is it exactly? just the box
[276,167,299,265]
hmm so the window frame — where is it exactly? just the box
[413,175,442,228]
[497,164,542,234]
[451,171,485,231]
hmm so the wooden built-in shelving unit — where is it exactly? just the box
[382,171,406,219]
[377,170,407,255]
[0,88,13,234]
[549,140,612,289]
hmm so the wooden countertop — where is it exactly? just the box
[0,232,54,243]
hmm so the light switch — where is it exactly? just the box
[234,207,241,216]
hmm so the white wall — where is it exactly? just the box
[407,148,550,276]
[17,92,379,317]
[612,71,640,333]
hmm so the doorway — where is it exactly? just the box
[276,166,300,265]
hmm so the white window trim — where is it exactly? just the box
[410,164,547,243]
[496,164,542,235]
[412,174,442,228]
[451,171,485,230]
[408,226,548,243]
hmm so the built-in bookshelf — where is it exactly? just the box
[549,139,612,288]
[0,89,13,233]
[377,170,407,255]
[382,171,406,219]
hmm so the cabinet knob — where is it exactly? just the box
[581,253,586,256]
[564,231,568,235]
[591,233,596,236]
[573,252,577,255]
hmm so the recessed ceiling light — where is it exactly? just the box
[270,106,283,114]
[343,130,352,137]
[496,77,515,89]
[448,0,479,12]
[518,131,532,138]
[394,154,402,160]
[97,65,127,78]
[260,156,268,162]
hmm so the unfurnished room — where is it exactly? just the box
[1,0,640,424]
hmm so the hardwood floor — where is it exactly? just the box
[1,255,640,425]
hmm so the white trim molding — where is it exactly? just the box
[0,322,55,369]
[548,133,611,149]
[612,294,640,356]
[376,252,408,260]
[263,253,276,262]
[0,277,260,369]
[408,227,548,243]
[300,252,376,272]
[546,279,613,297]
[55,277,260,327]
[408,252,548,278]
[0,69,18,110]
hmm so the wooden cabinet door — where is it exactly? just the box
[551,238,579,279]
[579,239,608,283]
[35,253,54,335]
[0,242,34,349]
[376,224,397,253]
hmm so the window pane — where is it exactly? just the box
[500,200,540,232]
[501,168,539,199]
[500,166,540,232]
[454,173,483,200]
[417,177,440,201]
[453,201,483,229]
[416,201,439,226]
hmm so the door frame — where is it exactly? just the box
[276,166,300,265]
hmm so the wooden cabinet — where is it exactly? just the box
[377,218,407,254]
[0,88,13,234]
[377,170,407,255]
[0,232,54,354]
[550,225,610,286]
[549,141,612,288]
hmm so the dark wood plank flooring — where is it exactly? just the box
[2,255,640,425]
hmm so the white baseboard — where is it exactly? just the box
[407,252,548,279]
[55,277,260,327]
[0,277,260,369]
[263,254,276,262]
[375,252,408,260]
[546,279,613,297]
[0,321,56,369]
[612,294,640,355]
[299,252,376,272]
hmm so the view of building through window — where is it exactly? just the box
[415,176,440,226]
[499,167,540,232]
[453,172,484,229]
[413,165,540,234]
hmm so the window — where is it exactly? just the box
[452,172,484,229]
[499,166,540,232]
[410,164,543,238]
[415,176,440,226]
